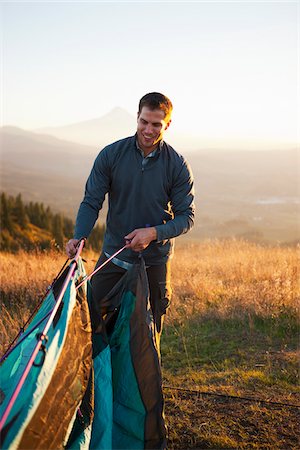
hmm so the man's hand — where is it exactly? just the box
[66,238,80,258]
[125,227,157,252]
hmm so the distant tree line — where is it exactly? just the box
[0,192,105,253]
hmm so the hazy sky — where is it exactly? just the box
[1,1,298,150]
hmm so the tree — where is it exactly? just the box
[29,203,43,228]
[43,206,52,231]
[14,194,29,229]
[0,192,13,230]
[63,217,74,239]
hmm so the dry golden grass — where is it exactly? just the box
[1,250,66,349]
[1,239,299,354]
[0,248,98,351]
[1,239,299,449]
[169,238,299,321]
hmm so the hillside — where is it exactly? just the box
[0,192,105,252]
[1,126,299,244]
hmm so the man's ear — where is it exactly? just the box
[165,119,172,131]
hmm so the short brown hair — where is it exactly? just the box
[138,92,173,120]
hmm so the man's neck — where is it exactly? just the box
[137,138,160,156]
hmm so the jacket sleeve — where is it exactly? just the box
[74,148,110,239]
[155,157,195,242]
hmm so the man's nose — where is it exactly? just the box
[145,124,153,135]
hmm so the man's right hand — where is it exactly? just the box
[66,239,80,258]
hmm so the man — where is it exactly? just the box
[66,92,194,448]
[66,92,195,333]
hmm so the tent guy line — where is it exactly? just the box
[75,243,128,290]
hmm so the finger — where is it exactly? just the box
[125,239,132,248]
[130,238,144,252]
[125,229,139,240]
[127,238,138,251]
[66,248,74,258]
[66,242,77,258]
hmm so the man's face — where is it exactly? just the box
[136,106,171,155]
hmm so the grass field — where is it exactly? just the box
[1,239,299,449]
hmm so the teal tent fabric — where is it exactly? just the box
[67,257,166,450]
[0,258,92,450]
[0,257,165,450]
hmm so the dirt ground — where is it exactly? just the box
[165,389,300,450]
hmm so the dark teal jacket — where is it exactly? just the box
[74,135,195,265]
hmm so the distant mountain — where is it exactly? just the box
[1,126,299,244]
[33,107,292,153]
[36,107,137,147]
[1,126,96,175]
[0,126,98,218]
[34,107,202,151]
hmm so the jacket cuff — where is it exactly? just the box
[155,225,168,243]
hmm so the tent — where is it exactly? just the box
[0,249,166,449]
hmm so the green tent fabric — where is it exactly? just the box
[0,258,92,450]
[67,257,166,450]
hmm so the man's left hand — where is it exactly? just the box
[125,227,157,252]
